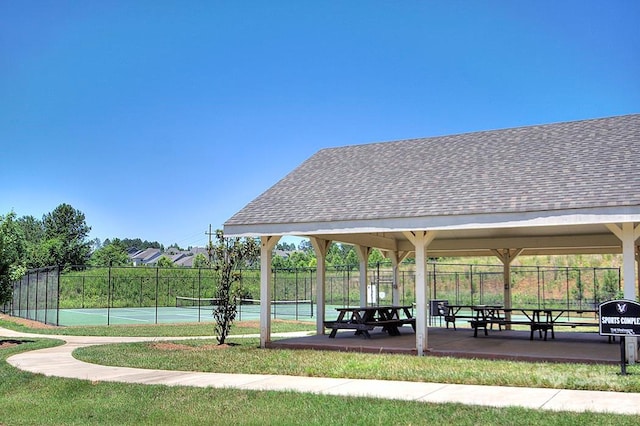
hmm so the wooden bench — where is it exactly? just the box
[546,321,599,340]
[324,318,415,338]
[399,317,416,329]
[553,321,598,328]
[445,314,475,330]
[470,319,553,340]
[469,319,489,336]
[369,319,405,336]
[323,321,375,338]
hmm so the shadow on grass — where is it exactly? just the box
[1,339,35,346]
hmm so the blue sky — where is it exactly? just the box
[1,1,638,249]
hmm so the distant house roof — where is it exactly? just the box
[224,114,640,257]
[174,255,194,267]
[129,248,162,264]
[189,247,208,255]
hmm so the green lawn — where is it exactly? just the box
[0,315,312,337]
[2,317,640,424]
[75,336,640,393]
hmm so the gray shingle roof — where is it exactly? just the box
[225,114,640,228]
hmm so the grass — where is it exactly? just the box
[4,314,640,393]
[1,340,638,425]
[0,315,314,337]
[74,336,640,393]
[2,315,640,424]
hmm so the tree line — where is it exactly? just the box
[0,203,167,305]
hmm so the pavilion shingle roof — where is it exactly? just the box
[225,114,640,227]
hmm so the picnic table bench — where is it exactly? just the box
[324,305,415,339]
[437,304,540,338]
[469,307,600,341]
[443,304,503,330]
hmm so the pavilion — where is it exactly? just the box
[224,114,640,356]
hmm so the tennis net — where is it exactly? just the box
[175,296,221,308]
[175,296,313,319]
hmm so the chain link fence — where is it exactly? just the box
[1,263,621,326]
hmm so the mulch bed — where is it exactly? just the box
[0,313,49,349]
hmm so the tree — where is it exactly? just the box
[17,215,44,244]
[192,253,208,268]
[156,256,174,268]
[16,215,44,268]
[599,270,621,302]
[30,238,65,268]
[42,203,92,269]
[211,230,259,345]
[275,242,296,251]
[271,253,289,269]
[368,249,385,266]
[89,239,129,267]
[570,269,585,305]
[121,238,163,251]
[0,212,27,305]
[297,240,313,253]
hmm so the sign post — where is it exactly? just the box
[599,299,640,375]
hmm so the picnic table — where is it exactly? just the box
[324,305,415,339]
[443,304,503,330]
[512,308,599,340]
[469,307,599,340]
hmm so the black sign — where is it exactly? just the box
[599,300,640,336]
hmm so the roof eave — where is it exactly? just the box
[223,205,640,238]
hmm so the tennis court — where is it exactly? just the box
[54,299,316,326]
[57,307,217,326]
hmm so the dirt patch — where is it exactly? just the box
[0,313,56,329]
[0,339,34,350]
[149,342,234,351]
[0,341,18,349]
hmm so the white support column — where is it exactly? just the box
[355,245,371,306]
[403,231,437,356]
[606,223,640,299]
[606,223,640,364]
[491,248,523,328]
[259,235,280,348]
[385,251,410,305]
[636,245,640,298]
[310,237,331,335]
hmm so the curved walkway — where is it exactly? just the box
[2,327,640,415]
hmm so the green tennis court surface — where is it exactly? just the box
[56,304,316,326]
[57,307,218,326]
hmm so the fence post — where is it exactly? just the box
[56,267,61,326]
[155,267,159,324]
[107,264,112,325]
[43,267,48,325]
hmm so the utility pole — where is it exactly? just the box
[205,224,214,265]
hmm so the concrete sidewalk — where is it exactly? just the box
[2,327,640,415]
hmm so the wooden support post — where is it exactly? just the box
[403,231,436,356]
[260,236,280,348]
[311,237,331,335]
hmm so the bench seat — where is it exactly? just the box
[323,320,374,331]
[323,321,376,338]
[553,322,598,328]
[445,315,475,330]
[470,319,554,340]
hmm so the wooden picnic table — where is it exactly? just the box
[517,307,599,340]
[469,307,600,340]
[324,305,415,339]
[443,304,503,330]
